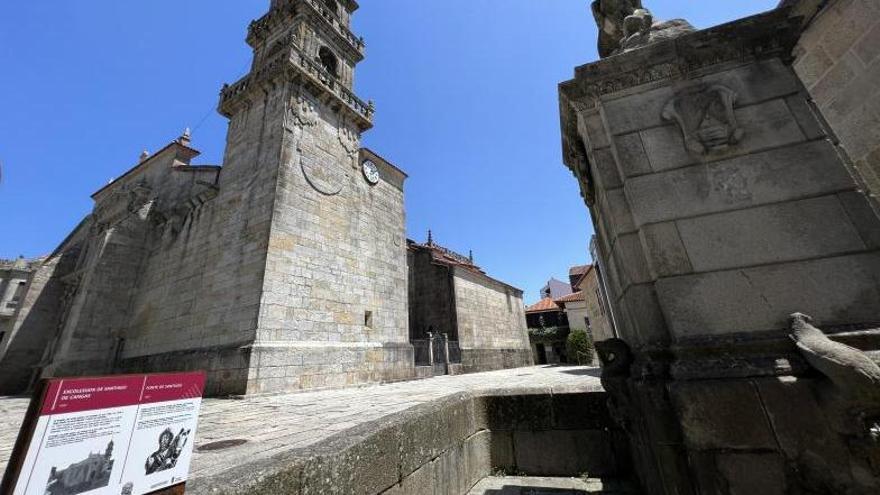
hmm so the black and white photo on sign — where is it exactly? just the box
[44,440,115,495]
[144,428,191,476]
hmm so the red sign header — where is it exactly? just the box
[40,372,206,416]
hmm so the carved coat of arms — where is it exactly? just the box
[662,84,744,155]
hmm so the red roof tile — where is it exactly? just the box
[555,291,586,304]
[525,297,561,313]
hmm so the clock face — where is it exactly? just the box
[362,159,380,185]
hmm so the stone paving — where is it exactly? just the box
[0,365,602,483]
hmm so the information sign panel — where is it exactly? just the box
[1,372,205,495]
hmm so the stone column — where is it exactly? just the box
[560,7,880,495]
[427,332,435,367]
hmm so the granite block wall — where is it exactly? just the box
[560,8,880,493]
[407,249,457,341]
[453,268,532,372]
[793,0,880,206]
[575,55,880,348]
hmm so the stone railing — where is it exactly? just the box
[291,46,373,118]
[301,0,365,52]
[220,45,374,124]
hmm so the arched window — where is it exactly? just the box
[318,47,338,77]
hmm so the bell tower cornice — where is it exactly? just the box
[220,0,374,132]
[248,0,365,60]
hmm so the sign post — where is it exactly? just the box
[1,372,205,495]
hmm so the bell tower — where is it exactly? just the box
[216,0,411,394]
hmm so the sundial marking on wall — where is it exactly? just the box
[300,156,346,196]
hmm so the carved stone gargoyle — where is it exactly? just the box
[596,339,637,432]
[790,313,880,441]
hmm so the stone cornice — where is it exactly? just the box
[248,0,365,60]
[219,44,373,131]
[560,8,800,106]
[559,8,802,205]
[301,0,365,57]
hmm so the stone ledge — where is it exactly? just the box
[187,388,623,495]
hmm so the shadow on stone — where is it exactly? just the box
[556,367,602,378]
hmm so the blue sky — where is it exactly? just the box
[0,0,777,304]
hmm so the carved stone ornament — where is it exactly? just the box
[662,84,744,156]
[789,313,880,491]
[284,90,319,131]
[562,101,596,206]
[338,118,360,160]
[300,156,345,196]
[591,0,693,58]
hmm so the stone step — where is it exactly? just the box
[467,476,640,495]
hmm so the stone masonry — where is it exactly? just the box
[0,0,534,397]
[561,2,880,493]
[407,238,533,373]
[789,0,880,207]
[18,0,413,397]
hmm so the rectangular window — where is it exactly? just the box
[365,311,374,329]
[0,331,5,345]
[114,338,126,364]
[7,281,26,308]
[585,316,591,330]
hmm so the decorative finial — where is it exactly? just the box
[469,250,474,264]
[179,128,192,145]
[427,230,434,247]
[139,150,150,162]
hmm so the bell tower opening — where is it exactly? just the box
[318,46,339,77]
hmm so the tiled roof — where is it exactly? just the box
[407,240,483,274]
[555,291,586,304]
[525,297,561,313]
[571,264,596,289]
[569,264,591,276]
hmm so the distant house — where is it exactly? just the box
[539,278,572,301]
[524,297,569,365]
[560,264,614,344]
[568,264,591,288]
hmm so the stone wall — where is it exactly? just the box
[407,247,457,341]
[564,300,590,332]
[242,89,413,392]
[578,268,614,343]
[22,1,413,396]
[560,6,880,494]
[567,54,879,349]
[792,0,880,205]
[452,268,533,373]
[0,257,67,394]
[186,391,631,495]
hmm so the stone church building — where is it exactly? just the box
[0,0,530,396]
